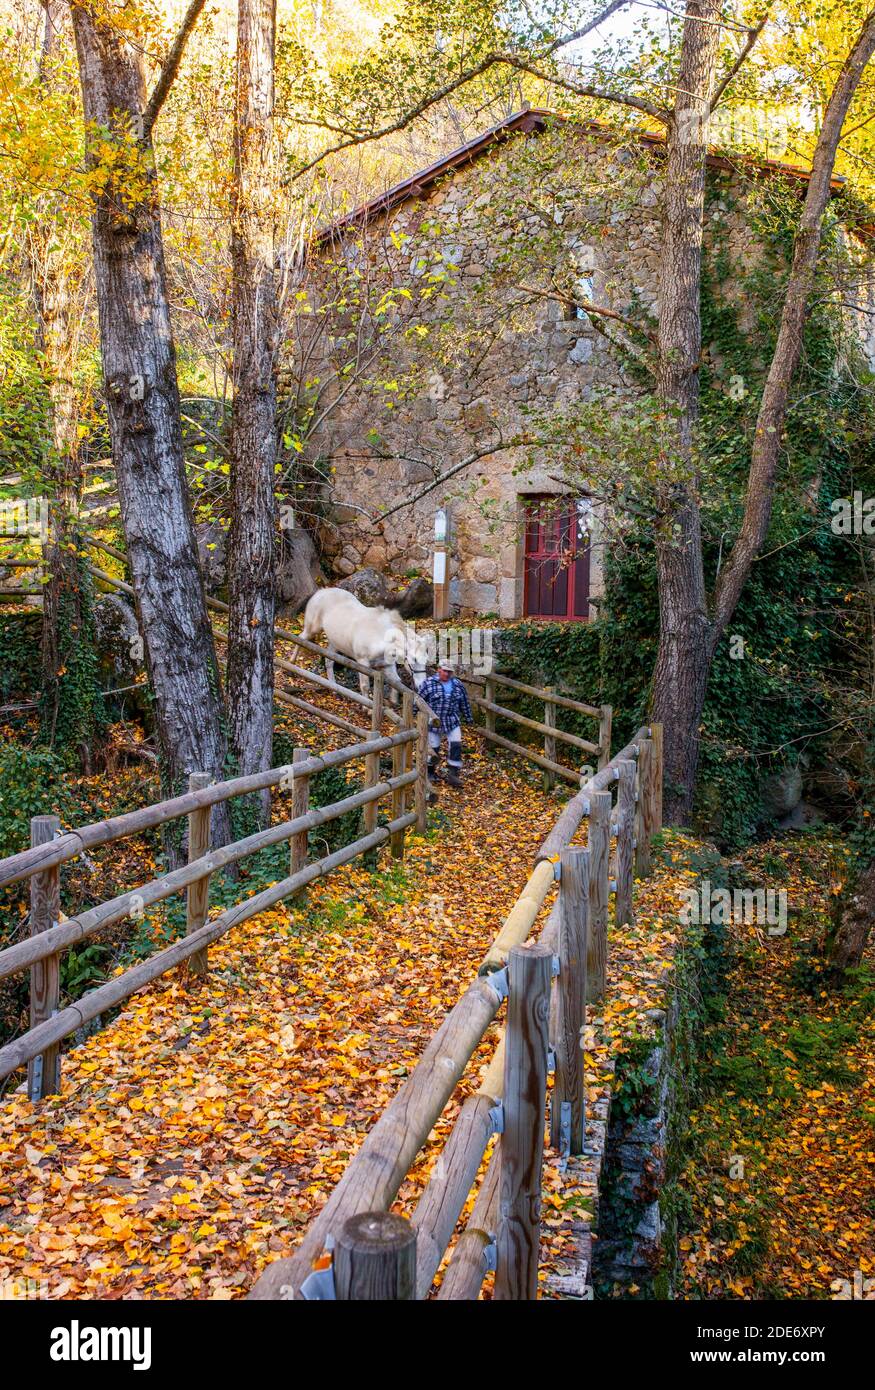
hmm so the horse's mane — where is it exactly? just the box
[380,607,407,628]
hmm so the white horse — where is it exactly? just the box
[301,587,430,698]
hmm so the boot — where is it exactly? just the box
[444,767,463,789]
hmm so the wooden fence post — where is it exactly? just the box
[543,686,556,791]
[28,814,61,1101]
[586,790,610,1003]
[635,738,654,877]
[650,722,663,833]
[392,691,414,860]
[364,669,384,837]
[598,704,613,770]
[186,772,212,978]
[290,747,310,874]
[334,1211,416,1300]
[390,734,404,861]
[415,705,429,832]
[614,760,636,927]
[484,676,497,734]
[495,942,552,1301]
[550,847,589,1157]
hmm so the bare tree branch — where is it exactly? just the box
[711,6,875,637]
[370,439,525,521]
[709,13,770,113]
[141,0,208,139]
[287,5,670,182]
[500,55,669,119]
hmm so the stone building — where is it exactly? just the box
[302,109,866,620]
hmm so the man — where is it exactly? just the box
[418,659,473,789]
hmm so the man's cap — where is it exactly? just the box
[438,659,456,672]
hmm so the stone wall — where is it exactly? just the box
[303,121,869,619]
[594,901,722,1298]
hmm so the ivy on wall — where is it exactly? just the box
[0,609,41,701]
[500,177,875,849]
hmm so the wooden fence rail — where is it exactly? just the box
[0,732,417,890]
[465,671,612,782]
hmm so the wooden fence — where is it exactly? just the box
[0,689,430,1103]
[465,670,612,785]
[248,721,663,1301]
[1,541,667,1297]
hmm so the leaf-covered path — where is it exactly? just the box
[677,837,875,1300]
[0,743,564,1298]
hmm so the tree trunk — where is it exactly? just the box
[649,0,721,823]
[827,861,875,973]
[226,0,279,824]
[651,509,711,821]
[70,4,230,849]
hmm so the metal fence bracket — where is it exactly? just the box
[300,1263,336,1301]
[487,966,509,1003]
[559,1100,572,1159]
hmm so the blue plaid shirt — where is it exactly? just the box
[419,675,473,735]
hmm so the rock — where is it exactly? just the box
[92,594,150,720]
[337,567,389,607]
[402,461,433,486]
[634,1202,662,1245]
[776,800,824,832]
[93,593,141,686]
[759,765,803,819]
[463,399,493,432]
[361,543,388,569]
[276,527,323,615]
[394,576,433,618]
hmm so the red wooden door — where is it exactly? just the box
[523,496,590,621]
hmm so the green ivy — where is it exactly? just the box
[500,183,872,849]
[0,610,42,701]
[0,741,73,859]
[39,555,106,758]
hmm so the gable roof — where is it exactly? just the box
[315,107,847,247]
